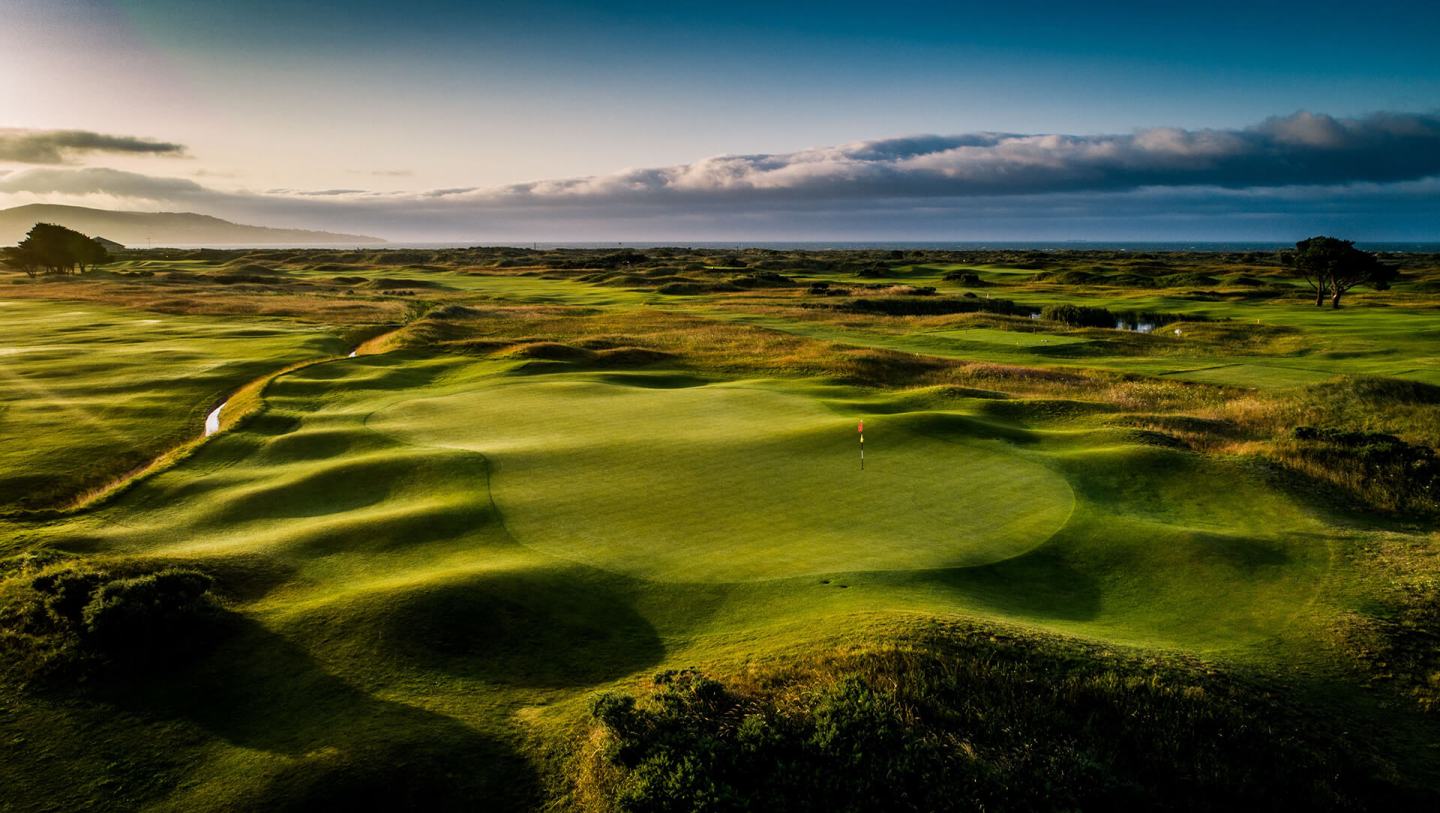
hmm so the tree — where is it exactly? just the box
[66,229,109,272]
[0,245,41,278]
[7,223,109,276]
[1283,236,1398,309]
[1279,241,1334,306]
[1326,244,1397,309]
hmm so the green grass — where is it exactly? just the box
[0,298,344,512]
[368,374,1074,582]
[3,347,1360,806]
[2,248,1438,809]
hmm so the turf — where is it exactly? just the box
[0,298,343,512]
[369,375,1074,582]
[2,247,1438,809]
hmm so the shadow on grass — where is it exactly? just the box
[914,545,1104,622]
[110,614,539,811]
[356,568,667,688]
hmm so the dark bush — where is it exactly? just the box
[941,271,991,286]
[587,644,1405,811]
[81,569,219,658]
[28,569,110,632]
[1,565,222,679]
[590,641,1408,812]
[1041,303,1115,327]
[850,263,891,278]
[728,271,795,289]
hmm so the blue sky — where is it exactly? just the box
[1,0,1437,240]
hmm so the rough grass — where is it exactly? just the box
[1,248,1437,810]
[581,624,1421,811]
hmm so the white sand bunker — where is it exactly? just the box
[205,401,227,436]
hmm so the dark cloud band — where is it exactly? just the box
[0,129,186,164]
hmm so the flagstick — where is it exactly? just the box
[857,418,866,471]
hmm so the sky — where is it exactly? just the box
[1,0,1438,242]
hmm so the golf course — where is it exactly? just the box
[2,245,1438,809]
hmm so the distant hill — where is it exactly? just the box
[0,204,384,247]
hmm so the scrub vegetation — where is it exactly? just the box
[1,241,1438,810]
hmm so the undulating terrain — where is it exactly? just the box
[2,246,1439,810]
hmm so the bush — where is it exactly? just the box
[81,569,218,659]
[28,568,109,632]
[589,640,1407,812]
[941,271,991,286]
[1,565,222,679]
[1041,303,1115,327]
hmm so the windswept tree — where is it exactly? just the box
[1282,236,1398,309]
[0,245,42,278]
[66,229,110,272]
[4,223,110,276]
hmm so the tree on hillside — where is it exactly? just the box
[3,223,110,276]
[1281,236,1398,309]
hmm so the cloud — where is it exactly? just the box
[0,167,209,200]
[475,110,1440,203]
[0,129,186,165]
[1,111,1437,240]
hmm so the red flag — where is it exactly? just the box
[858,419,864,433]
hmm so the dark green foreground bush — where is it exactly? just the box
[1,564,222,680]
[591,633,1415,812]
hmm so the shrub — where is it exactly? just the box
[589,639,1405,812]
[1,565,222,679]
[941,271,991,286]
[81,569,219,659]
[1041,303,1115,327]
[28,568,110,632]
[728,272,795,289]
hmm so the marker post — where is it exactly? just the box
[858,419,864,471]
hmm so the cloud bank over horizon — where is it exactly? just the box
[1,111,1438,241]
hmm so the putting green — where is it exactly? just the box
[370,377,1075,582]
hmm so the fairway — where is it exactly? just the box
[371,376,1073,582]
[0,298,341,511]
